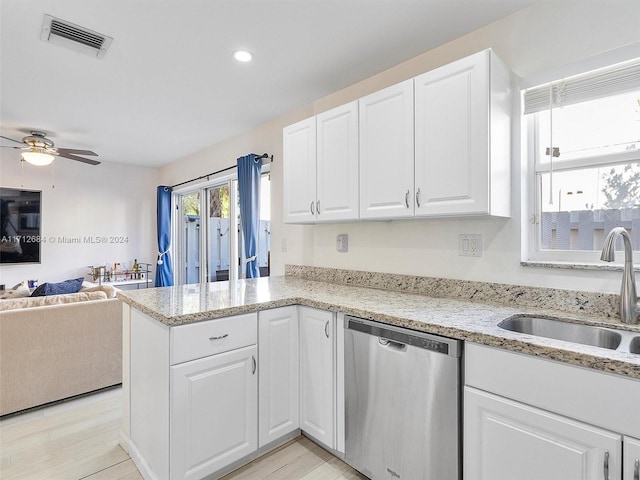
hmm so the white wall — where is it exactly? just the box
[159,108,317,278]
[0,154,159,287]
[160,0,640,294]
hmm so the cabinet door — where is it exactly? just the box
[464,387,621,480]
[624,436,640,480]
[359,79,414,219]
[299,307,335,448]
[170,345,258,480]
[258,307,299,447]
[283,116,317,223]
[316,101,359,222]
[414,50,489,216]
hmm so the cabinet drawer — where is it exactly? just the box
[170,313,257,365]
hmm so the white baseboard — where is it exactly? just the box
[128,440,162,480]
[119,430,129,454]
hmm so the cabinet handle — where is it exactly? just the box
[310,201,315,215]
[252,355,257,375]
[324,320,330,338]
[634,458,639,480]
[604,450,610,480]
[209,334,228,341]
[405,189,410,208]
[416,188,421,208]
[316,200,320,215]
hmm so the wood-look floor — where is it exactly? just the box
[221,437,367,480]
[0,388,367,480]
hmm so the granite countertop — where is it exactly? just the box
[117,275,640,380]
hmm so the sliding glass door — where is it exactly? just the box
[174,170,270,285]
[257,173,271,277]
[179,191,202,284]
[207,182,235,282]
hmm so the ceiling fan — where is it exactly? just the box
[0,131,100,166]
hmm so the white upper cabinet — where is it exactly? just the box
[283,117,317,223]
[316,101,359,222]
[359,79,415,220]
[283,49,511,223]
[414,49,511,217]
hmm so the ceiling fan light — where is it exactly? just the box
[22,150,55,166]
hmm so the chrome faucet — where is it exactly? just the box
[601,227,640,324]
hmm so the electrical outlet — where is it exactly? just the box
[336,234,348,253]
[281,238,287,253]
[459,234,482,257]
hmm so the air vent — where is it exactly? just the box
[41,14,113,58]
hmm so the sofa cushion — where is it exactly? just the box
[0,291,108,311]
[80,284,118,298]
[31,277,84,297]
[0,281,31,299]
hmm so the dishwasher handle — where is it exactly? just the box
[379,337,407,351]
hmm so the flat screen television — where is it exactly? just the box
[0,188,42,264]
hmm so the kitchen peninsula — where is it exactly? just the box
[118,270,640,480]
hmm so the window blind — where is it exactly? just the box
[523,57,640,115]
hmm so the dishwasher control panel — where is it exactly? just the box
[345,315,461,357]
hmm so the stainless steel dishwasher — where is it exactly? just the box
[344,315,462,480]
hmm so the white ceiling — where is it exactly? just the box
[0,0,538,168]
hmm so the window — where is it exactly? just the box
[525,58,640,264]
[174,169,271,284]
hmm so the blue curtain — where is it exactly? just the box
[237,154,261,278]
[155,186,174,287]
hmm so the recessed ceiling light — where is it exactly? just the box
[233,50,253,62]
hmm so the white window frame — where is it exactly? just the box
[171,163,271,284]
[524,85,640,265]
[173,172,240,285]
[526,122,640,264]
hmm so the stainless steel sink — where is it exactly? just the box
[629,336,640,354]
[498,316,622,350]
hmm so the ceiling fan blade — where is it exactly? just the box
[0,134,24,145]
[56,147,98,156]
[0,145,27,150]
[55,151,101,165]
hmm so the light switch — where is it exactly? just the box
[459,234,482,257]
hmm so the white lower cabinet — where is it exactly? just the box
[464,343,640,480]
[299,306,336,448]
[171,346,258,480]
[624,436,640,480]
[128,306,343,480]
[258,307,299,447]
[128,310,259,480]
[464,387,621,480]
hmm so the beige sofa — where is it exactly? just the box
[0,291,123,416]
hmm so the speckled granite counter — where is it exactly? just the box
[117,275,640,380]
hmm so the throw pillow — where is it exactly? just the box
[30,277,84,297]
[0,281,31,299]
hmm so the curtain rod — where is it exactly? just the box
[169,153,273,189]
